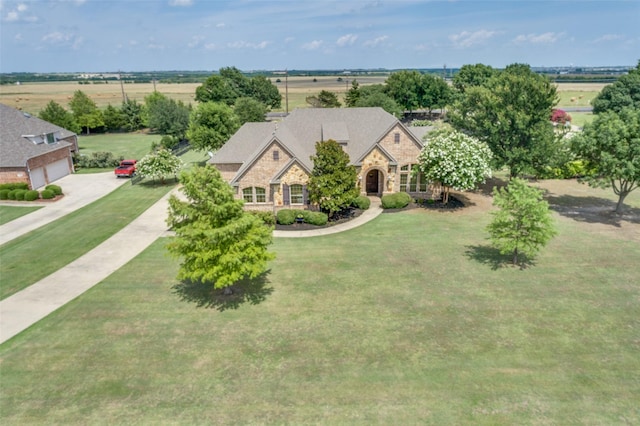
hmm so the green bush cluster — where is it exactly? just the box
[381,192,412,209]
[45,184,63,196]
[352,195,371,210]
[40,189,55,199]
[538,160,588,179]
[247,211,276,226]
[276,209,328,226]
[0,183,29,191]
[276,209,296,225]
[302,210,328,226]
[13,189,27,201]
[74,151,122,169]
[0,189,10,200]
[24,190,40,201]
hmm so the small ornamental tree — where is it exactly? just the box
[571,107,640,213]
[416,129,493,204]
[166,166,275,290]
[308,139,359,218]
[550,109,572,125]
[487,178,556,266]
[136,148,183,184]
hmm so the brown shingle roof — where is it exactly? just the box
[210,107,420,179]
[0,103,76,168]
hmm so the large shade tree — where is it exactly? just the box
[449,63,558,178]
[571,107,640,213]
[166,165,275,290]
[592,61,640,114]
[187,102,240,152]
[308,139,359,218]
[416,129,493,204]
[39,100,81,134]
[195,67,281,109]
[69,90,104,134]
[144,92,190,138]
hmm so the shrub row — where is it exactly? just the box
[381,192,412,209]
[73,151,122,169]
[0,185,63,201]
[276,209,328,226]
[0,182,29,191]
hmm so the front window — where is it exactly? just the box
[243,187,254,203]
[290,184,303,204]
[255,187,266,203]
[400,164,428,193]
[243,187,267,203]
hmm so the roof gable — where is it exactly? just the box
[0,103,76,168]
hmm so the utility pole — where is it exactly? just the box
[118,71,126,103]
[285,69,289,115]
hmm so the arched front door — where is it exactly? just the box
[366,169,382,195]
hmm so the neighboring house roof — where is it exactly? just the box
[211,107,425,180]
[0,103,76,168]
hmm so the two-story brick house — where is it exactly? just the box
[209,107,433,210]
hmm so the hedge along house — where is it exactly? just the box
[1,103,78,189]
[209,107,435,211]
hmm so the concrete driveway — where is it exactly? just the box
[0,172,128,245]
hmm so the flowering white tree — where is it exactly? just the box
[417,129,492,203]
[136,148,184,184]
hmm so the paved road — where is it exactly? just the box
[0,172,127,245]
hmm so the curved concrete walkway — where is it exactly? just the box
[0,172,127,245]
[0,192,382,344]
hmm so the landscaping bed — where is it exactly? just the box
[274,207,364,231]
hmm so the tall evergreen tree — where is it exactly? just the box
[308,139,359,218]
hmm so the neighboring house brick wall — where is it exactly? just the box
[0,168,30,186]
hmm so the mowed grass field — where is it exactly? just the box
[0,77,604,114]
[1,180,638,423]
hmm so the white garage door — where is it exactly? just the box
[45,158,72,183]
[30,167,46,189]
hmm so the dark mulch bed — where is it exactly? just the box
[383,194,466,213]
[274,208,364,231]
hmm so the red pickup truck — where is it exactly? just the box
[114,159,137,177]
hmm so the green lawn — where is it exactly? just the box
[1,188,638,423]
[0,205,43,226]
[0,182,175,300]
[568,111,595,128]
[77,132,160,161]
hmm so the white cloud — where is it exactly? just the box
[168,0,192,6]
[284,37,295,44]
[42,31,73,43]
[363,35,388,48]
[302,40,323,50]
[336,33,358,47]
[513,32,564,44]
[216,22,225,28]
[227,40,270,49]
[3,2,37,22]
[449,30,497,48]
[593,34,623,43]
[204,43,217,50]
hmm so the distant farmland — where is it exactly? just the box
[0,77,605,115]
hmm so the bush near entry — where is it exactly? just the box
[352,195,371,210]
[381,192,412,209]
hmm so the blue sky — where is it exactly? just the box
[1,0,638,73]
